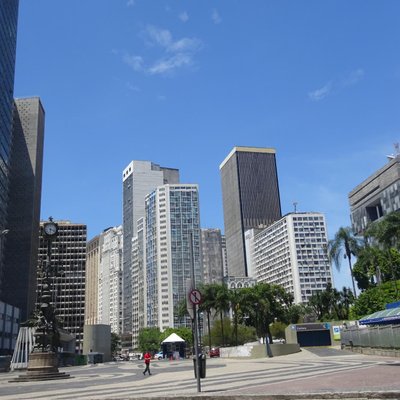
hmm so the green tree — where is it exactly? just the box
[138,327,161,353]
[328,227,361,297]
[214,284,231,347]
[111,332,121,355]
[367,211,400,249]
[350,280,400,319]
[198,283,219,350]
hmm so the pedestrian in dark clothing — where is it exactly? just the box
[143,351,151,375]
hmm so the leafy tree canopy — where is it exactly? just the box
[350,280,400,319]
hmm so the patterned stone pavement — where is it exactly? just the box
[0,347,399,399]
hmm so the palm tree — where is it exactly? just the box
[198,283,219,349]
[367,211,400,249]
[328,226,360,298]
[214,284,230,347]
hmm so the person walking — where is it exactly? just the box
[143,351,152,375]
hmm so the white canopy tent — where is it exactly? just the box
[161,333,185,343]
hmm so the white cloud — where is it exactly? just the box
[122,54,144,72]
[126,0,135,7]
[122,25,202,76]
[211,9,222,24]
[309,68,365,101]
[146,25,173,49]
[342,68,365,87]
[148,53,192,75]
[179,11,189,22]
[308,82,332,102]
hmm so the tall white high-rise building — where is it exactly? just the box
[122,161,179,334]
[98,226,123,334]
[253,212,332,303]
[142,184,202,331]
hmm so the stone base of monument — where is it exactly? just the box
[9,352,71,382]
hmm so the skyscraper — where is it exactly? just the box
[37,221,87,353]
[143,184,202,331]
[201,228,224,284]
[98,226,123,335]
[122,161,179,334]
[0,0,19,305]
[85,235,100,326]
[220,146,282,277]
[2,98,45,321]
[0,0,19,229]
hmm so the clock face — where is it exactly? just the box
[44,223,57,236]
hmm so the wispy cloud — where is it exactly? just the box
[179,11,189,22]
[308,69,364,102]
[126,0,135,7]
[341,68,364,87]
[122,54,144,72]
[211,9,222,24]
[121,25,203,76]
[308,82,332,102]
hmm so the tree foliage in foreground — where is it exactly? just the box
[350,280,400,319]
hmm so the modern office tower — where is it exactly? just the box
[37,221,87,352]
[220,146,282,277]
[122,161,179,334]
[0,301,19,354]
[85,235,100,325]
[144,184,202,331]
[98,226,123,335]
[201,229,224,284]
[349,155,400,236]
[0,0,19,234]
[253,212,332,304]
[0,0,19,321]
[2,98,45,322]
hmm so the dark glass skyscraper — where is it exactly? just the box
[0,0,19,254]
[2,98,45,321]
[220,146,282,277]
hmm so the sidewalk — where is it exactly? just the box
[0,347,399,399]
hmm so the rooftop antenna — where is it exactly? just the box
[293,201,298,213]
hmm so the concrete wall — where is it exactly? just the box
[220,342,300,358]
[83,324,111,362]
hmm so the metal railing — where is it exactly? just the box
[341,324,400,349]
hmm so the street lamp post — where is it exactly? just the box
[10,218,71,382]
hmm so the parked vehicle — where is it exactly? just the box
[209,347,220,358]
[154,351,163,360]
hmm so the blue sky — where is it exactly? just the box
[14,1,400,290]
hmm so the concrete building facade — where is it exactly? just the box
[144,184,202,331]
[37,221,87,352]
[349,155,400,236]
[122,161,179,334]
[253,212,332,304]
[98,226,123,335]
[201,228,224,285]
[85,235,100,325]
[220,147,282,277]
[2,98,45,322]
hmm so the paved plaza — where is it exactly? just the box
[0,347,399,399]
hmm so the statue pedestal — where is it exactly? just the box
[9,352,71,382]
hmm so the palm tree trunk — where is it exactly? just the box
[207,310,212,350]
[347,255,357,298]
